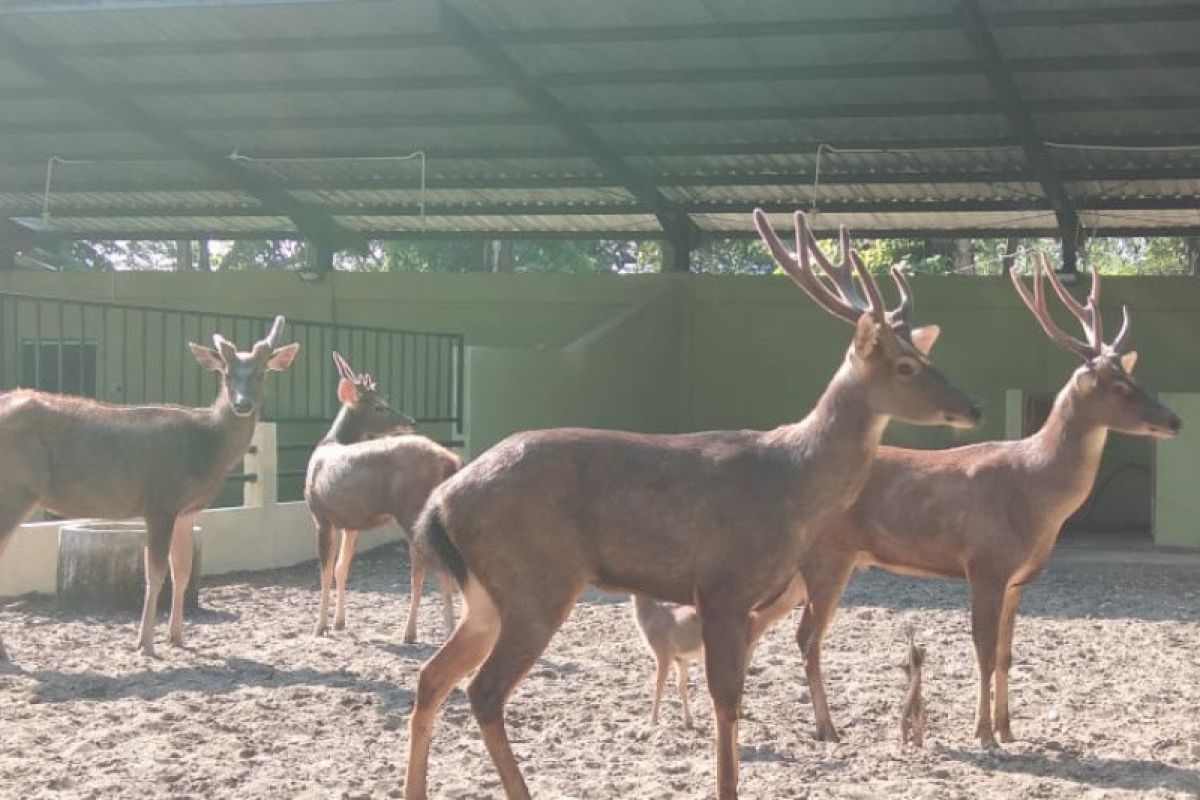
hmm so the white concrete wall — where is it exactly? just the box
[0,423,406,599]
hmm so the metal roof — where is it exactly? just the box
[0,0,1198,256]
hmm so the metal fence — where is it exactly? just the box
[0,291,465,499]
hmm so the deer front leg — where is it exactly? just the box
[700,605,752,800]
[167,514,198,647]
[968,575,1005,748]
[313,519,335,636]
[994,585,1022,742]
[137,512,175,657]
[333,528,358,631]
[649,653,670,726]
[795,552,854,742]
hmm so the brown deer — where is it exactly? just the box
[0,316,299,659]
[306,352,460,643]
[403,210,981,800]
[899,625,927,748]
[632,576,806,729]
[795,255,1181,747]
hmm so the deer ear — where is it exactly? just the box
[1120,350,1138,374]
[266,342,300,372]
[189,342,224,371]
[852,312,878,358]
[337,377,358,405]
[909,325,940,356]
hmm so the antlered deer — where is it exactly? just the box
[795,255,1181,747]
[403,210,981,800]
[0,316,299,659]
[305,352,460,642]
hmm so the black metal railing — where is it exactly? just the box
[0,291,465,500]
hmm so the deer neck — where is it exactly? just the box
[771,360,890,510]
[209,392,260,471]
[1026,381,1109,514]
[321,405,362,446]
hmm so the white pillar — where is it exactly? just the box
[243,422,277,508]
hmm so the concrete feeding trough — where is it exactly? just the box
[56,521,201,612]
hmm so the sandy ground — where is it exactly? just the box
[1,542,1198,799]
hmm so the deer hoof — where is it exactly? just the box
[814,725,840,743]
[334,618,346,631]
[313,623,328,637]
[996,725,1015,744]
[169,631,183,647]
[402,630,417,645]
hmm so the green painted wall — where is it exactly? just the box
[4,268,1198,539]
[1155,393,1200,549]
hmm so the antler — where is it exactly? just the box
[1010,253,1132,359]
[331,351,377,392]
[753,209,912,326]
[263,315,286,348]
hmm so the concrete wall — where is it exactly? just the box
[5,269,1200,539]
[1153,393,1200,549]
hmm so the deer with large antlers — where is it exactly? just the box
[403,210,981,800]
[305,352,460,642]
[0,316,299,659]
[795,255,1181,747]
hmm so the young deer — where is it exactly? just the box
[0,316,298,659]
[305,352,460,643]
[795,255,1181,747]
[632,576,805,729]
[899,626,927,748]
[404,210,981,800]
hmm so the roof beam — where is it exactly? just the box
[12,164,1200,196]
[7,50,1200,101]
[437,1,697,249]
[20,3,1200,56]
[0,22,364,253]
[8,94,1197,136]
[957,0,1080,270]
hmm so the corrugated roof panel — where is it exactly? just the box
[339,213,661,233]
[292,187,637,206]
[37,215,296,235]
[698,209,1061,233]
[666,181,1044,206]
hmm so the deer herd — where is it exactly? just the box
[0,209,1183,799]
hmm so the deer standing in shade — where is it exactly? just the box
[305,352,460,642]
[0,316,298,659]
[403,210,981,800]
[795,256,1181,747]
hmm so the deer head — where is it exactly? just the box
[1011,254,1180,439]
[754,209,981,429]
[188,315,300,417]
[331,350,417,441]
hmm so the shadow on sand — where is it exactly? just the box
[941,744,1200,795]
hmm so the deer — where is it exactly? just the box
[794,254,1182,748]
[305,352,460,643]
[631,575,806,729]
[402,209,982,800]
[899,625,927,748]
[0,316,299,660]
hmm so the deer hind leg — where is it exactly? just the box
[313,518,335,636]
[137,512,176,657]
[0,492,38,661]
[993,586,1022,743]
[699,603,752,800]
[968,575,1005,748]
[433,565,457,639]
[466,581,583,800]
[167,514,198,647]
[795,553,854,743]
[676,657,694,729]
[333,528,358,630]
[406,578,500,800]
[403,532,428,645]
[649,652,670,726]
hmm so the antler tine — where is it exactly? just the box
[331,351,353,382]
[262,315,286,347]
[752,208,865,324]
[804,225,877,319]
[847,249,886,323]
[887,262,914,325]
[1009,257,1095,359]
[1038,253,1103,351]
[1110,305,1132,353]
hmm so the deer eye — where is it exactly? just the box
[895,360,917,377]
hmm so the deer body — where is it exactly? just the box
[306,353,460,642]
[0,317,298,660]
[797,259,1180,748]
[404,210,980,800]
